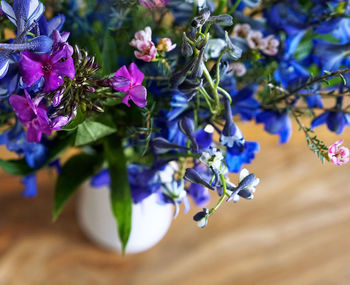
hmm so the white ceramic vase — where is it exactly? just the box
[77,182,174,254]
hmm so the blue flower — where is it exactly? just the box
[0,122,48,168]
[311,98,350,134]
[226,141,259,173]
[91,164,161,204]
[230,84,260,121]
[188,183,210,207]
[195,128,213,149]
[21,174,37,197]
[220,97,245,149]
[256,110,292,144]
[264,2,307,36]
[312,40,350,71]
[0,55,20,98]
[274,58,309,89]
[1,0,45,30]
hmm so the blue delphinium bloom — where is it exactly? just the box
[226,141,259,173]
[21,174,37,197]
[188,183,210,207]
[274,58,309,89]
[312,40,350,71]
[311,97,350,134]
[264,2,307,36]
[91,164,161,204]
[195,128,213,149]
[220,97,245,149]
[0,122,48,168]
[230,84,260,121]
[1,0,45,31]
[0,55,20,98]
[256,110,292,144]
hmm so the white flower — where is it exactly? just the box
[200,147,225,173]
[157,161,179,184]
[239,168,260,193]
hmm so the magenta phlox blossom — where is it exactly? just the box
[328,139,349,165]
[19,30,75,92]
[9,90,51,142]
[113,63,147,108]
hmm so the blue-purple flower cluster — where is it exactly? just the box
[0,0,349,234]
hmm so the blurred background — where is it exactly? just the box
[1,121,350,285]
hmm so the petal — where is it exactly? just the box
[0,55,10,79]
[43,72,63,92]
[128,62,144,86]
[113,65,132,92]
[52,57,75,79]
[26,121,43,142]
[1,1,17,26]
[239,168,249,182]
[19,52,44,87]
[9,94,35,122]
[121,94,131,107]
[128,85,147,108]
[311,112,329,129]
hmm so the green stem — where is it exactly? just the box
[228,0,242,14]
[209,173,227,215]
[217,86,232,104]
[202,64,220,109]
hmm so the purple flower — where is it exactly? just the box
[9,90,51,142]
[19,49,75,92]
[113,63,147,108]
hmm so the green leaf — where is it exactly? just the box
[105,137,132,253]
[53,153,103,221]
[74,120,117,146]
[61,108,86,131]
[102,31,118,75]
[0,158,33,176]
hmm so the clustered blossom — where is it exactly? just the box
[328,140,349,166]
[129,27,157,62]
[139,0,171,8]
[130,27,176,62]
[233,23,279,56]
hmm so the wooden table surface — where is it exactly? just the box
[1,122,350,285]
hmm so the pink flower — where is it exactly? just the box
[230,62,246,77]
[139,0,171,8]
[246,30,266,50]
[232,24,251,39]
[157,38,176,52]
[328,139,350,165]
[260,35,279,56]
[129,27,157,62]
[113,63,147,108]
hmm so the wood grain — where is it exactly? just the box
[1,122,350,285]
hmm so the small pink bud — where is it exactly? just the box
[230,62,246,77]
[232,24,251,39]
[260,35,280,56]
[157,38,176,52]
[328,139,350,165]
[139,0,170,8]
[246,30,266,50]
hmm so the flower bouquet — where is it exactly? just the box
[0,0,349,253]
